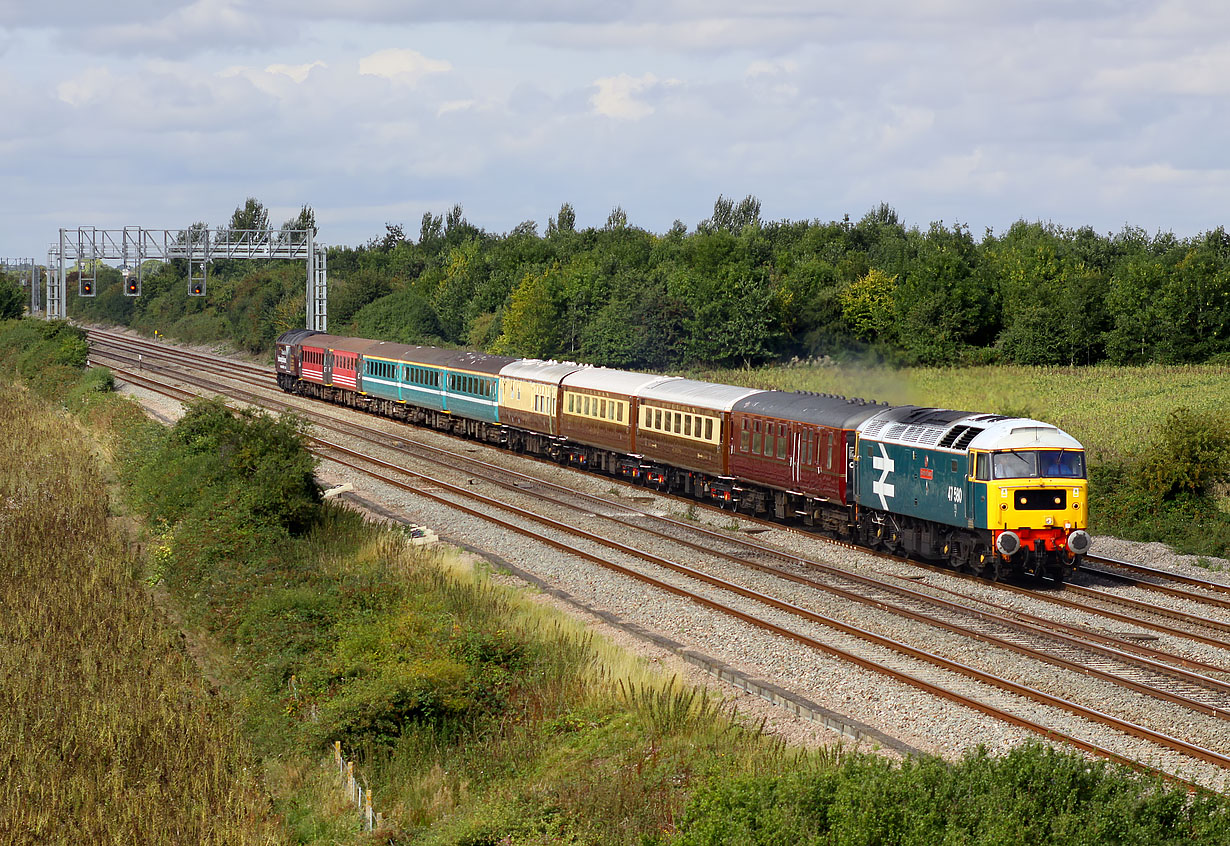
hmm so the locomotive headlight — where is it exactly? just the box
[1067,530,1091,555]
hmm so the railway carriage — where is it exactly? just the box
[557,369,675,474]
[497,359,588,443]
[729,392,885,527]
[635,379,762,495]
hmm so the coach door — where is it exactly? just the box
[323,350,334,386]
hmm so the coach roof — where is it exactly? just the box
[562,367,677,396]
[733,391,889,429]
[500,359,590,384]
[638,378,764,413]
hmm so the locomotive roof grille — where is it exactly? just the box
[952,427,983,450]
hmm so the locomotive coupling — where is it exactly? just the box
[995,530,1021,556]
[1067,529,1091,556]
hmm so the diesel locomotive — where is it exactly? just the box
[275,330,1090,582]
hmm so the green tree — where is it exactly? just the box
[227,197,270,233]
[894,222,995,363]
[491,266,562,358]
[278,204,317,245]
[351,287,442,345]
[840,268,899,343]
[1153,229,1230,362]
[0,273,26,319]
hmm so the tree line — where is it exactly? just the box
[35,196,1230,369]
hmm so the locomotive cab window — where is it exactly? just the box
[992,450,1085,480]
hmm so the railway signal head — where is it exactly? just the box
[80,279,93,296]
[125,279,139,296]
[189,280,205,296]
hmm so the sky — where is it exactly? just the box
[3,1,1230,257]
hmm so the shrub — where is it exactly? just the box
[138,397,321,533]
[1137,407,1230,500]
[673,743,1230,845]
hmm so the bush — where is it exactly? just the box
[351,288,444,345]
[137,397,321,533]
[1137,408,1230,500]
[1090,408,1230,557]
[673,743,1230,845]
[0,275,24,319]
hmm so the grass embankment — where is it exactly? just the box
[0,387,284,842]
[4,318,1230,844]
[695,363,1230,560]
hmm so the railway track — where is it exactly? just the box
[88,329,1230,616]
[86,329,1230,790]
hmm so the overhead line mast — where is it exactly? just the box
[48,226,327,331]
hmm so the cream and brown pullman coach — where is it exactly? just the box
[498,359,587,437]
[557,369,676,472]
[635,379,763,492]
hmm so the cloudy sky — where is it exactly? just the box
[3,1,1229,256]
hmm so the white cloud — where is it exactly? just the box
[438,99,476,115]
[358,48,451,84]
[590,73,673,120]
[266,61,327,83]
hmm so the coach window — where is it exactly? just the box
[740,425,750,452]
[764,431,775,458]
[752,422,763,454]
[616,404,623,423]
[684,415,692,437]
[777,432,788,459]
[599,398,606,418]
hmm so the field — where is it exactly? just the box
[690,362,1230,464]
[0,386,285,844]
